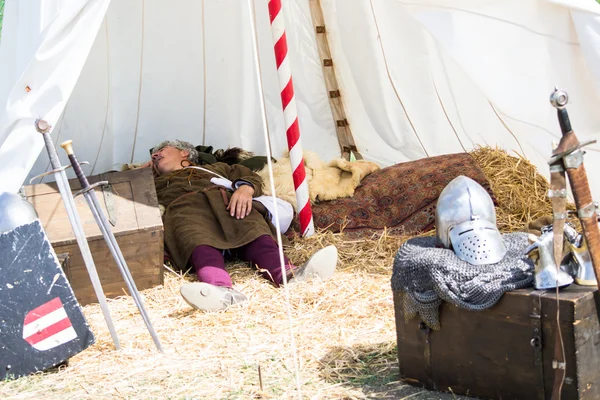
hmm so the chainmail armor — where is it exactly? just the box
[391,232,533,330]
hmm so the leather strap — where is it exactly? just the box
[549,164,567,268]
[549,167,567,400]
[551,314,566,400]
[102,183,117,227]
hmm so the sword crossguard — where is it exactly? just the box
[550,87,569,109]
[547,139,597,165]
[28,162,90,184]
[74,181,109,198]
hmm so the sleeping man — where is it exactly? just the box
[143,140,338,311]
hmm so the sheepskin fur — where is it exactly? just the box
[257,151,380,211]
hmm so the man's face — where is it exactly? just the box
[152,146,189,174]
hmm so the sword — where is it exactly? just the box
[549,88,600,283]
[35,119,120,350]
[548,88,600,400]
[60,139,164,353]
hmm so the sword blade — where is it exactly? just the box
[59,140,163,353]
[40,131,121,350]
[81,188,163,352]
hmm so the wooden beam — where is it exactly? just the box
[308,0,362,160]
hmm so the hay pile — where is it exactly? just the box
[1,148,552,399]
[470,146,554,232]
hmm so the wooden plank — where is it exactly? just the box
[57,228,164,306]
[56,253,71,282]
[394,292,432,386]
[127,169,163,231]
[27,181,135,245]
[429,296,537,399]
[573,303,600,399]
[501,287,596,323]
[308,0,362,160]
[541,320,578,399]
[24,168,162,246]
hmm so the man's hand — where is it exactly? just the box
[228,185,255,219]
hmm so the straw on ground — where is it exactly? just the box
[1,147,553,399]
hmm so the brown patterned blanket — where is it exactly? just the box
[305,152,495,239]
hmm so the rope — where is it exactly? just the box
[368,0,429,157]
[430,72,467,153]
[201,0,207,146]
[129,0,146,164]
[91,20,112,176]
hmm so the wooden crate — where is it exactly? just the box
[394,286,600,400]
[56,253,70,279]
[24,168,164,306]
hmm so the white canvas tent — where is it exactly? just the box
[1,0,600,203]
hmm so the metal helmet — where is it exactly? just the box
[0,192,39,233]
[435,176,507,265]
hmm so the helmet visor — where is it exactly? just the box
[449,219,507,265]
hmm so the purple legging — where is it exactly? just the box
[190,235,293,287]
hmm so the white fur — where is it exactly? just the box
[258,151,380,211]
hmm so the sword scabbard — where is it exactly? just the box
[565,164,600,282]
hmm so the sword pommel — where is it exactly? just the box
[35,119,51,134]
[550,87,569,109]
[60,140,74,156]
[60,140,90,190]
[550,87,572,135]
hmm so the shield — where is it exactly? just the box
[0,220,95,380]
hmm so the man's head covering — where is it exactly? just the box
[150,140,199,164]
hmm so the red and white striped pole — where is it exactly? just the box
[268,0,314,237]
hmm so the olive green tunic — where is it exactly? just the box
[155,163,275,270]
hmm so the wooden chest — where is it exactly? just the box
[24,168,164,306]
[393,286,600,400]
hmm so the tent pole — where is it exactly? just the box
[308,0,362,160]
[267,0,315,238]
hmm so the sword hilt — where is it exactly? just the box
[550,87,572,135]
[60,140,91,189]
